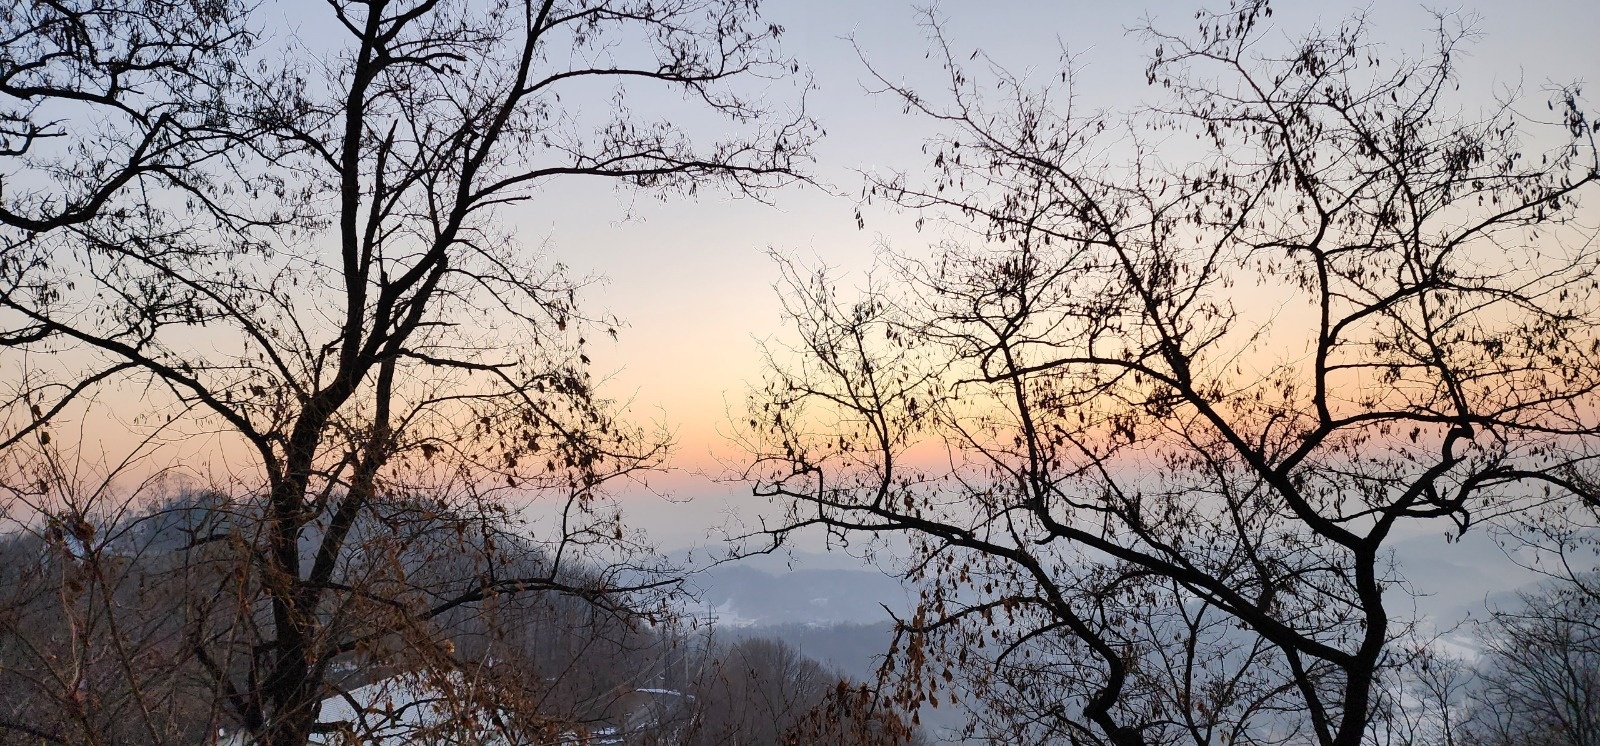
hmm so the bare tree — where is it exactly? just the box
[686,636,838,744]
[0,492,221,744]
[0,0,812,744]
[744,2,1600,745]
[0,0,251,235]
[1462,577,1600,746]
[681,634,918,745]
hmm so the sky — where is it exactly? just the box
[13,0,1593,552]
[506,0,1600,547]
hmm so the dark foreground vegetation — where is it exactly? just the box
[0,493,921,744]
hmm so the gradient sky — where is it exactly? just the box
[501,0,1600,546]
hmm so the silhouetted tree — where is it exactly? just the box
[682,635,918,745]
[0,0,813,743]
[1462,577,1600,746]
[0,0,251,235]
[744,2,1599,745]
